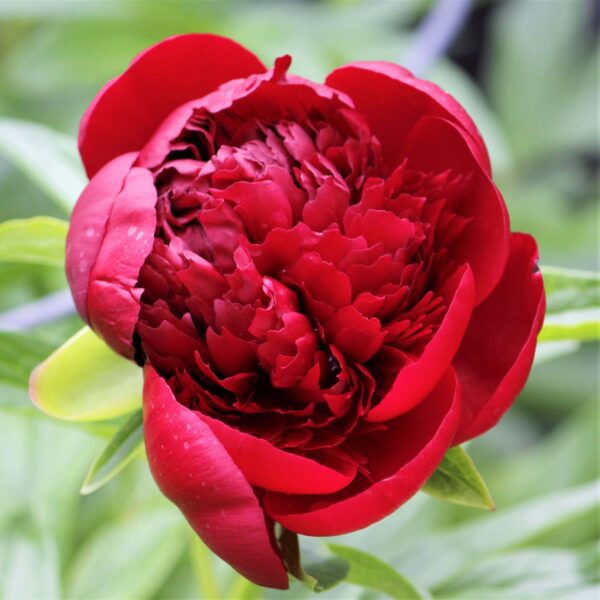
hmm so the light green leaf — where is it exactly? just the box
[543,266,600,314]
[66,505,188,600]
[328,544,426,599]
[0,217,68,267]
[80,409,143,495]
[30,326,142,421]
[539,308,600,342]
[0,118,86,211]
[0,331,55,388]
[422,446,495,510]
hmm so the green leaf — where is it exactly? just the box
[534,341,580,365]
[422,446,495,511]
[30,326,142,421]
[0,217,68,267]
[539,308,600,342]
[278,527,349,592]
[0,331,55,388]
[543,266,600,314]
[0,118,86,211]
[328,544,426,599]
[80,409,144,495]
[66,506,188,599]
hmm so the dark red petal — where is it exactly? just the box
[325,61,491,175]
[453,233,545,444]
[79,34,266,177]
[199,414,357,494]
[367,265,474,422]
[404,116,510,303]
[143,367,288,589]
[263,368,460,536]
[86,167,157,358]
[66,152,137,323]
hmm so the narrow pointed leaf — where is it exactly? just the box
[30,326,142,421]
[422,445,495,510]
[80,409,143,495]
[328,544,426,599]
[0,217,68,267]
[0,118,86,211]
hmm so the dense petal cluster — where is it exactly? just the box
[65,35,545,589]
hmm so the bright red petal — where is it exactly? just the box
[200,413,357,494]
[453,233,545,444]
[79,34,266,177]
[86,166,157,358]
[367,265,474,422]
[143,367,289,589]
[325,61,491,175]
[66,152,136,323]
[263,368,460,536]
[405,116,510,303]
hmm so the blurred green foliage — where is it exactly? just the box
[0,0,598,598]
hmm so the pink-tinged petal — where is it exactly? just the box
[325,61,491,175]
[367,265,474,422]
[264,369,460,536]
[404,116,510,303]
[143,367,288,589]
[66,152,137,322]
[199,414,357,494]
[79,34,266,177]
[86,167,157,358]
[453,233,545,444]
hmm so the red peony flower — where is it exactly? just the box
[65,34,545,588]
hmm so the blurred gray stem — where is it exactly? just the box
[0,288,75,331]
[0,0,472,333]
[403,0,473,75]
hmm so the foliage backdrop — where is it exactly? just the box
[0,1,598,598]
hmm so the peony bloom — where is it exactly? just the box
[65,34,545,588]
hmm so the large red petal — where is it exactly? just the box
[405,116,510,303]
[263,369,461,536]
[325,61,491,175]
[453,233,545,444]
[200,414,357,494]
[79,34,266,177]
[86,166,157,358]
[367,265,474,422]
[66,152,137,323]
[143,367,288,589]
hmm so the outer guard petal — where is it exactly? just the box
[143,367,289,589]
[453,233,545,444]
[79,34,266,177]
[325,61,491,175]
[405,116,510,304]
[200,414,357,494]
[66,152,137,323]
[264,369,461,536]
[86,167,157,358]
